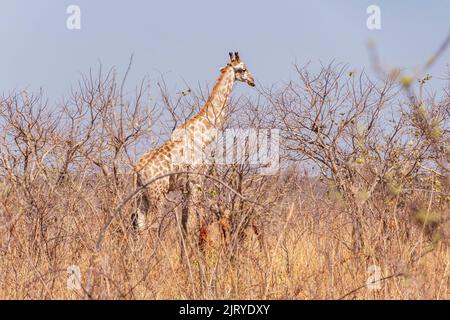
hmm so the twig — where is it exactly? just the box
[338,272,405,300]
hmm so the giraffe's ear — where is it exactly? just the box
[229,52,235,62]
[234,52,240,62]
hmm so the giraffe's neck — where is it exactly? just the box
[198,66,235,130]
[169,66,235,166]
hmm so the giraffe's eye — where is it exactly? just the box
[241,68,247,73]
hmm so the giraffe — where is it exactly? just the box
[132,52,255,250]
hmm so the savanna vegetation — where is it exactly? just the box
[0,45,449,299]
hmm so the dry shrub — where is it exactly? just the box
[0,59,448,299]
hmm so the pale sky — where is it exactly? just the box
[1,0,449,100]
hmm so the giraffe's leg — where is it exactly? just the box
[219,217,231,247]
[132,191,150,232]
[219,209,231,248]
[178,187,190,261]
[252,220,265,250]
[189,181,208,252]
[177,172,207,255]
[180,192,189,240]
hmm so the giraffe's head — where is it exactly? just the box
[225,52,255,87]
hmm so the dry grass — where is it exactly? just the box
[0,172,448,300]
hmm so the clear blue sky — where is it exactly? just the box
[1,0,449,100]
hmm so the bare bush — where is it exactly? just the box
[0,57,448,299]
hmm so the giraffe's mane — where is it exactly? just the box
[179,65,233,129]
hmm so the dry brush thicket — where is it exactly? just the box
[0,61,448,299]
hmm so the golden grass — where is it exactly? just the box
[0,181,448,300]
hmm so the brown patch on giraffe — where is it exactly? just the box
[161,159,170,167]
[162,145,170,152]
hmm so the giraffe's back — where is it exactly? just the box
[134,141,176,185]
